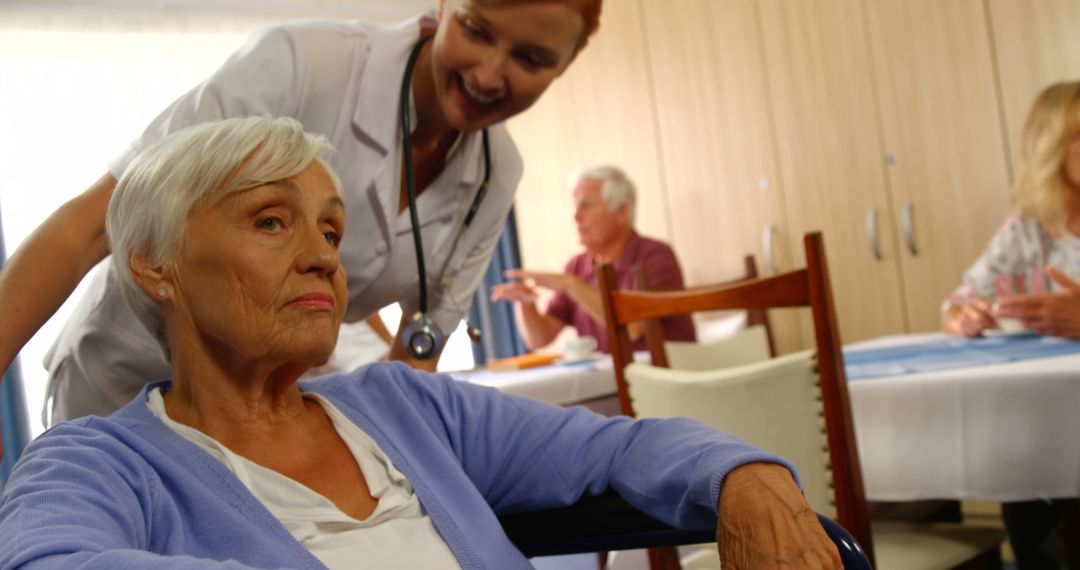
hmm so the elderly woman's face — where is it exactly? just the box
[168,161,347,366]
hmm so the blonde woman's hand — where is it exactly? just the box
[995,267,1080,338]
[716,463,841,569]
[943,297,996,337]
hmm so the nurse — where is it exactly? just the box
[0,0,601,431]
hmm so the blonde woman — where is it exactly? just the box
[943,81,1080,338]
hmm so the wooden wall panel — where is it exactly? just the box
[988,0,1080,176]
[506,0,668,276]
[640,0,804,353]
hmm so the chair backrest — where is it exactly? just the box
[598,232,874,563]
[635,255,775,368]
[662,325,772,371]
[625,351,832,515]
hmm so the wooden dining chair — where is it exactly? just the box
[599,232,1005,569]
[636,255,775,371]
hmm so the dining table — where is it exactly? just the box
[844,331,1080,503]
[844,330,1080,567]
[450,354,624,416]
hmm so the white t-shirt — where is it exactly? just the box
[147,388,461,569]
[43,15,523,423]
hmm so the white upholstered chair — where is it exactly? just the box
[662,324,772,371]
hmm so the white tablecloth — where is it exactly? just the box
[457,336,1080,503]
[847,332,1080,502]
[453,357,619,406]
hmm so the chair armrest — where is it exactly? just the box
[497,490,713,557]
[817,515,873,570]
[498,492,873,569]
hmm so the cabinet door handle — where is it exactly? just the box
[865,208,882,261]
[762,224,779,275]
[902,202,917,256]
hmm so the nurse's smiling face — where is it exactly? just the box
[429,0,586,132]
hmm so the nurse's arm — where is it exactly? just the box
[0,173,115,391]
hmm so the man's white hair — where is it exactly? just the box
[107,115,341,327]
[575,165,636,225]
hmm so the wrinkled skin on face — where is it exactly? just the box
[163,162,348,376]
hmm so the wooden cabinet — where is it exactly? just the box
[863,0,1012,333]
[506,0,1070,351]
[758,0,909,344]
[757,0,1012,341]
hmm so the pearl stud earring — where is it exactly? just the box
[157,288,167,298]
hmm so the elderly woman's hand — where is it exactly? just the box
[717,463,841,569]
[995,266,1080,338]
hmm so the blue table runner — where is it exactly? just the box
[843,333,1080,381]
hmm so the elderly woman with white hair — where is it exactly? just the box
[0,117,839,569]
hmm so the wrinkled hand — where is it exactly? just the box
[717,463,841,569]
[995,267,1080,338]
[490,281,539,304]
[503,269,574,293]
[951,297,997,337]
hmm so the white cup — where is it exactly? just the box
[563,336,598,361]
[996,317,1025,333]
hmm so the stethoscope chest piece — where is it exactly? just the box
[401,312,444,361]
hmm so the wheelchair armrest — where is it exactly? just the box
[498,491,872,569]
[498,490,713,557]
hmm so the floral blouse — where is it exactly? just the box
[945,211,1080,310]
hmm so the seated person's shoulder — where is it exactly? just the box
[631,234,681,267]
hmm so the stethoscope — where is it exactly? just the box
[398,36,491,360]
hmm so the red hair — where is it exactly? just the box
[528,0,602,50]
[574,0,602,42]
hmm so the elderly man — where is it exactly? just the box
[492,166,695,353]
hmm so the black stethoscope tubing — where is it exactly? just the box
[400,35,491,316]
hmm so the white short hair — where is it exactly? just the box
[107,116,341,327]
[575,165,636,225]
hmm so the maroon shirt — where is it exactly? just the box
[546,232,697,353]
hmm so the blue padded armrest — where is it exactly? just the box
[498,491,872,569]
